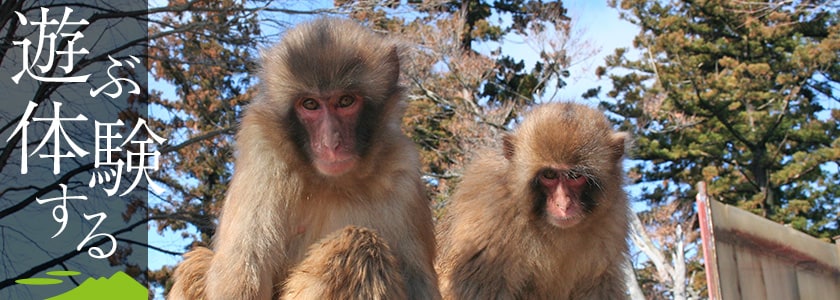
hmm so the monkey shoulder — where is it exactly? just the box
[458,151,509,190]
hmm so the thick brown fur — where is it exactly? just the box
[168,17,439,300]
[436,102,630,299]
[283,226,408,300]
[168,247,212,299]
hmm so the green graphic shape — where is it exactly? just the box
[46,271,147,300]
[46,271,81,276]
[15,278,63,285]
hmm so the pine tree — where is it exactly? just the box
[594,0,840,238]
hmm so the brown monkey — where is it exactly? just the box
[283,226,407,300]
[168,18,439,300]
[436,102,630,299]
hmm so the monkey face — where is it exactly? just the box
[257,18,401,179]
[533,167,598,228]
[506,102,627,229]
[293,93,364,176]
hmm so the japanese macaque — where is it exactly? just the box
[436,102,631,299]
[168,18,439,300]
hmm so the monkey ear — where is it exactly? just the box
[503,134,516,160]
[609,132,629,160]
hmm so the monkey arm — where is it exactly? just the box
[204,188,283,299]
[356,139,441,300]
[386,176,442,300]
[395,231,441,300]
[203,120,296,299]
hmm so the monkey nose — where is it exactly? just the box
[323,132,341,149]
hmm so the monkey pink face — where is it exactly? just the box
[537,168,588,228]
[295,94,362,176]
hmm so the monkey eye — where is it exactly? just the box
[540,169,559,180]
[338,95,355,108]
[301,98,319,110]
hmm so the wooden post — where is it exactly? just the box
[696,182,721,300]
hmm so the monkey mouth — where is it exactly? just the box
[314,157,358,176]
[547,214,584,228]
